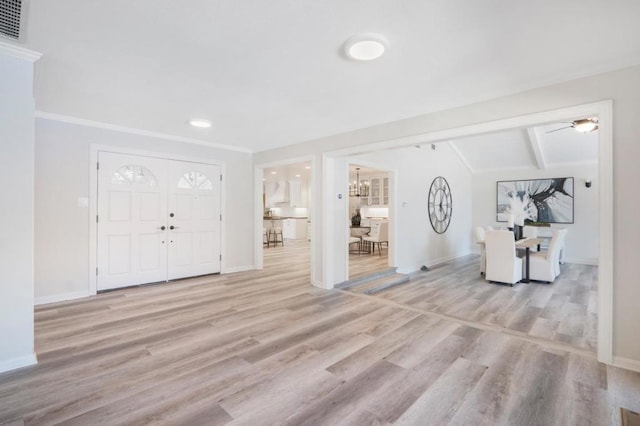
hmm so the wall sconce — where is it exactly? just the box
[585,179,592,188]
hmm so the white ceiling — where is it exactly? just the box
[450,122,598,172]
[20,1,640,152]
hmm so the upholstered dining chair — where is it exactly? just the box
[485,230,523,286]
[349,235,362,255]
[554,229,568,277]
[362,221,388,256]
[528,230,564,283]
[473,226,486,275]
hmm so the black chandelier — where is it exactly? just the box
[349,167,369,197]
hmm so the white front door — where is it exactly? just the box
[97,152,221,290]
[167,160,221,280]
[97,152,168,290]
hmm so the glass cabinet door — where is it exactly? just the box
[370,178,381,205]
[383,177,389,205]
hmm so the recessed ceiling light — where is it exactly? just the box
[344,34,387,61]
[295,174,301,177]
[304,166,311,170]
[271,171,277,175]
[188,118,212,128]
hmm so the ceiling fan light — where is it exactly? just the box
[573,119,598,133]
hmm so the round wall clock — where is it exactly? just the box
[428,176,452,234]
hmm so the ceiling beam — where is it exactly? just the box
[526,128,547,169]
[447,141,474,174]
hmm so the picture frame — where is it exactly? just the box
[496,177,574,224]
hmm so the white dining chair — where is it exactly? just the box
[362,221,388,256]
[349,236,362,254]
[485,230,523,286]
[473,226,486,275]
[528,230,564,283]
[554,229,568,276]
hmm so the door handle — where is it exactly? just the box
[158,226,166,231]
[170,225,180,230]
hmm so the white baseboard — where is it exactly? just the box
[564,257,598,266]
[0,352,37,374]
[613,356,640,373]
[222,265,255,274]
[399,254,464,274]
[35,290,91,306]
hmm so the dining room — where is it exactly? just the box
[347,164,391,280]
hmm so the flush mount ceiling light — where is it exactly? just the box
[188,118,212,128]
[344,34,387,61]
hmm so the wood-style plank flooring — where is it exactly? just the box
[379,254,598,352]
[1,241,638,425]
[349,243,389,279]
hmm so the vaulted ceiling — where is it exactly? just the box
[19,0,640,152]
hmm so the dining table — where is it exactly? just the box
[515,238,543,283]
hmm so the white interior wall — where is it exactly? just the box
[354,144,473,273]
[34,118,254,302]
[254,65,640,363]
[471,163,599,264]
[0,49,38,372]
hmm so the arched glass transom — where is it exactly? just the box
[177,171,213,190]
[111,165,157,187]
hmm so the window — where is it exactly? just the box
[177,171,213,190]
[112,165,157,187]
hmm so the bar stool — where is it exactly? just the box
[270,227,284,247]
[263,228,270,247]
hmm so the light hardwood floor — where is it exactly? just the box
[1,242,638,425]
[349,242,390,280]
[379,254,598,352]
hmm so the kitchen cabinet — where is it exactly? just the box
[364,175,389,206]
[283,218,308,240]
[289,180,302,207]
[264,181,289,207]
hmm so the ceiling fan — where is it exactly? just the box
[546,117,599,133]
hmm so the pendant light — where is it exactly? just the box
[349,168,369,197]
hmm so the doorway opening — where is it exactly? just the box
[258,159,313,282]
[347,163,391,280]
[322,101,612,364]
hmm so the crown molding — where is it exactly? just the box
[35,111,252,154]
[0,41,41,62]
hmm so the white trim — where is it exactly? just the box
[0,41,41,62]
[89,145,227,296]
[36,111,251,153]
[35,291,91,306]
[222,265,255,274]
[613,356,640,373]
[321,100,614,365]
[0,353,37,374]
[563,257,598,266]
[596,100,613,365]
